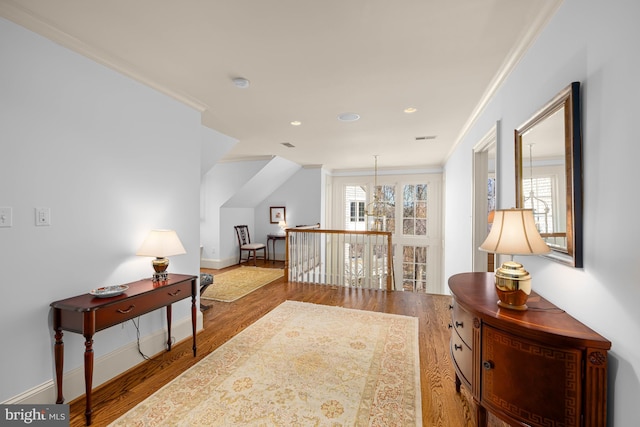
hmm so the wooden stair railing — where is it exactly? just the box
[284,227,393,291]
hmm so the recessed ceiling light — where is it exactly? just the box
[290,120,302,126]
[232,77,250,88]
[404,107,417,113]
[337,112,360,122]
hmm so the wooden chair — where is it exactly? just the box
[234,225,267,266]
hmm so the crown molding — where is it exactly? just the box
[0,1,209,113]
[444,0,563,162]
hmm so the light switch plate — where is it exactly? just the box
[0,207,12,227]
[35,207,51,226]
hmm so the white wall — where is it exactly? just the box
[200,158,309,267]
[443,0,640,424]
[256,166,324,233]
[200,159,268,266]
[0,18,202,403]
[199,129,238,264]
[255,166,324,259]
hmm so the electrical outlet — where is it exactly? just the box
[0,207,12,227]
[35,207,51,226]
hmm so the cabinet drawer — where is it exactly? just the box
[450,329,472,385]
[95,281,192,331]
[452,301,474,348]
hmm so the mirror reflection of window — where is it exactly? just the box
[520,107,567,250]
[523,175,553,230]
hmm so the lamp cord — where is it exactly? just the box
[526,306,565,313]
[130,317,175,361]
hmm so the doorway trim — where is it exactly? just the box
[472,121,499,272]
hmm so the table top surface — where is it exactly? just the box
[448,272,611,348]
[50,273,197,312]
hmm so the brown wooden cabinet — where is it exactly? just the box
[448,272,611,427]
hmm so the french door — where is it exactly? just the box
[334,174,442,294]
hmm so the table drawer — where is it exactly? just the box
[452,301,474,348]
[95,281,192,330]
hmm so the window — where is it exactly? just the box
[371,184,395,232]
[350,201,365,222]
[402,245,428,292]
[402,184,427,236]
[335,175,442,293]
[345,186,366,230]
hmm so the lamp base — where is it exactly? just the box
[494,261,531,311]
[151,257,169,282]
[152,272,169,282]
[497,300,528,311]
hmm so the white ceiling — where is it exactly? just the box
[0,0,562,171]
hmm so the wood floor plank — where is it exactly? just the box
[66,261,479,426]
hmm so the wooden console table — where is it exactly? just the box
[50,273,198,425]
[267,233,286,262]
[448,272,611,427]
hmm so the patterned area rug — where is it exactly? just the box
[201,266,283,302]
[109,301,421,426]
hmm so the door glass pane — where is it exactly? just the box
[402,184,428,236]
[402,245,428,292]
[371,184,396,232]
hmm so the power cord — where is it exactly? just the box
[130,317,155,360]
[131,317,176,361]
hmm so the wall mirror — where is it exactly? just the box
[515,82,582,267]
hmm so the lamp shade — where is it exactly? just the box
[136,229,186,257]
[479,208,550,255]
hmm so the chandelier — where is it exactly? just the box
[365,155,388,231]
[523,144,550,234]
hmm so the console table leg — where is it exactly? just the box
[166,305,172,351]
[53,322,64,404]
[84,336,94,425]
[191,290,197,357]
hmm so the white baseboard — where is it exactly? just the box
[4,312,203,405]
[200,257,236,269]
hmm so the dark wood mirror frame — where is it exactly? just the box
[515,82,583,267]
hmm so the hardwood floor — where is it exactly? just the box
[67,261,480,426]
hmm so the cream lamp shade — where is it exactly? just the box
[136,229,186,281]
[480,208,551,255]
[479,208,550,310]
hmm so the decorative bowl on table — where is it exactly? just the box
[89,285,128,298]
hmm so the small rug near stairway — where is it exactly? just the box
[201,266,284,302]
[109,301,421,426]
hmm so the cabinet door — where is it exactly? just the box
[481,325,582,427]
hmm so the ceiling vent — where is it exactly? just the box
[415,135,437,141]
[281,142,295,148]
